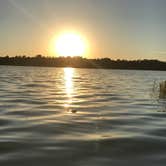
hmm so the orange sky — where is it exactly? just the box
[0,0,166,60]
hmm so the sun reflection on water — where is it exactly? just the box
[64,68,74,109]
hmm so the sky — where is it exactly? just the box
[0,0,166,60]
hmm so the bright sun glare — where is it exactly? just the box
[53,32,87,57]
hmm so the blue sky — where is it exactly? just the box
[0,0,166,60]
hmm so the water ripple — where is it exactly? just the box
[0,66,166,165]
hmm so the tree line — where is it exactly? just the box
[0,55,166,71]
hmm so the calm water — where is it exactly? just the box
[0,66,166,166]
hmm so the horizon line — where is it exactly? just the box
[0,55,165,62]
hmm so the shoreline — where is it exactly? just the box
[0,56,166,71]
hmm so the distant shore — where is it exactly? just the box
[0,55,166,71]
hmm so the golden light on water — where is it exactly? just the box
[64,68,74,96]
[64,68,74,108]
[50,31,88,57]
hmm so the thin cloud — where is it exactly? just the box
[7,0,50,31]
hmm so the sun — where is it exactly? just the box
[53,32,87,57]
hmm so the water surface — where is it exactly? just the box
[0,66,166,166]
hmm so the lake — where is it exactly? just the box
[0,66,166,166]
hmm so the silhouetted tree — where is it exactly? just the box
[0,55,166,71]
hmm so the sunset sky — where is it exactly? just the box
[0,0,166,60]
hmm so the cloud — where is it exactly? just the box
[7,0,49,31]
[153,51,166,56]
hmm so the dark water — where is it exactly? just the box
[0,66,166,166]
